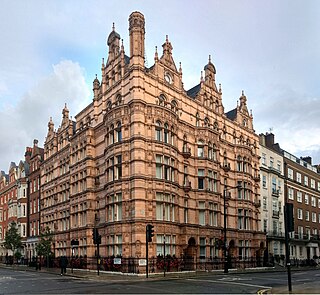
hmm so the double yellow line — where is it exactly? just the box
[257,288,272,294]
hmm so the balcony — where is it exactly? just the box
[254,199,261,208]
[222,163,231,172]
[253,174,261,182]
[310,234,320,241]
[293,233,319,242]
[183,181,192,192]
[182,146,191,158]
[266,230,285,238]
[272,189,280,197]
[272,210,280,218]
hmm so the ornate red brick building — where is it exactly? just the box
[40,11,265,263]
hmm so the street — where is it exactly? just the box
[0,267,320,294]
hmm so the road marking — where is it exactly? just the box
[218,277,252,281]
[186,278,271,289]
[0,276,15,281]
[296,279,311,282]
[257,288,272,294]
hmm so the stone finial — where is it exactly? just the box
[154,46,158,61]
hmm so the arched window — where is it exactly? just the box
[213,121,219,131]
[106,100,112,111]
[171,126,175,145]
[155,121,162,141]
[158,94,166,106]
[243,119,247,127]
[117,65,121,81]
[215,100,219,112]
[164,123,169,143]
[197,140,205,158]
[116,94,122,106]
[183,135,189,153]
[106,75,109,87]
[237,156,242,172]
[116,121,122,142]
[171,100,177,112]
[208,141,213,160]
[204,117,210,127]
[109,124,114,144]
[112,70,115,84]
[86,116,91,126]
[243,157,248,173]
[196,113,200,127]
[212,144,217,161]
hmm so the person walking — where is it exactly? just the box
[60,256,68,275]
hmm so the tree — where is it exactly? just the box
[36,226,53,267]
[4,221,22,262]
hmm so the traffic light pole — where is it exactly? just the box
[284,204,292,292]
[96,241,100,276]
[163,236,166,277]
[145,224,154,278]
[146,230,149,279]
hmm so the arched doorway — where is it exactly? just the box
[183,237,196,270]
[185,237,196,257]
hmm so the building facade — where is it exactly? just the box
[40,11,265,263]
[259,133,285,262]
[284,152,320,261]
[0,163,18,257]
[26,139,44,260]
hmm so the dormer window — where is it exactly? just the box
[243,119,247,127]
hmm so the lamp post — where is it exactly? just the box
[163,235,166,277]
[223,186,228,274]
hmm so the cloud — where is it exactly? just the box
[253,84,320,164]
[0,60,91,172]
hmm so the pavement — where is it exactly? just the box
[1,263,320,293]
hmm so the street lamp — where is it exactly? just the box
[223,186,229,274]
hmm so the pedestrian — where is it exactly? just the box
[60,256,68,275]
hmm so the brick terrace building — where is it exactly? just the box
[284,152,320,260]
[26,139,44,260]
[0,163,18,257]
[40,11,265,262]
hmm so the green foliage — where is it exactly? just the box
[14,251,22,260]
[36,226,53,257]
[4,222,22,255]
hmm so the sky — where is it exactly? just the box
[1,0,320,172]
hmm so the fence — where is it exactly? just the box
[10,256,261,273]
[1,255,317,274]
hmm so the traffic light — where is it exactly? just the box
[92,228,99,244]
[285,203,294,232]
[146,224,154,242]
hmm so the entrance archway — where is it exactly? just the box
[183,237,197,270]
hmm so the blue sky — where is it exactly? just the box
[1,0,320,171]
